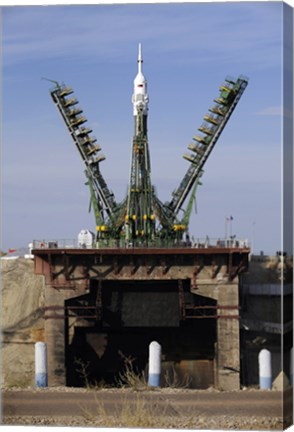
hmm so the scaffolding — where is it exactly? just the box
[48,73,248,245]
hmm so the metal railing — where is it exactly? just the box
[32,237,250,250]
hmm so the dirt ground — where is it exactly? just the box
[1,258,45,387]
[2,386,292,430]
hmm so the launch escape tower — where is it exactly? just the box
[49,45,248,246]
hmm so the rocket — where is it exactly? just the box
[132,43,149,136]
[126,43,153,242]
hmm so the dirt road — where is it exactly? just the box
[2,387,293,429]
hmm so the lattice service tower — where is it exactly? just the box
[47,44,248,247]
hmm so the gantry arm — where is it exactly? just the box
[166,75,248,217]
[49,82,117,225]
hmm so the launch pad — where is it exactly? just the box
[34,45,250,389]
[33,243,249,389]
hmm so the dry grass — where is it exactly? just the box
[164,364,191,388]
[80,393,171,428]
[74,357,91,388]
[74,357,107,390]
[116,351,148,391]
[74,353,192,392]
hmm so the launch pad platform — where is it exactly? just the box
[33,242,249,390]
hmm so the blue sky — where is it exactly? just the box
[1,2,287,254]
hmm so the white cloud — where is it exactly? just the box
[256,106,293,118]
[256,106,282,116]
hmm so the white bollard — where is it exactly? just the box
[35,342,48,387]
[258,349,272,389]
[148,341,161,387]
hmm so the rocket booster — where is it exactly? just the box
[132,43,149,116]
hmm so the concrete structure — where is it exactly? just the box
[239,254,293,387]
[2,252,291,389]
[33,245,249,390]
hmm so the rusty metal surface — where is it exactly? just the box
[33,247,250,256]
[171,359,214,388]
[33,246,248,293]
[42,304,240,320]
[44,305,97,320]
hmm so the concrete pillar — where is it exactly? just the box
[148,341,161,387]
[217,283,240,390]
[45,285,70,386]
[44,278,88,386]
[258,349,272,389]
[35,342,48,387]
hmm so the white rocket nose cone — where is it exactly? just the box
[132,43,149,115]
